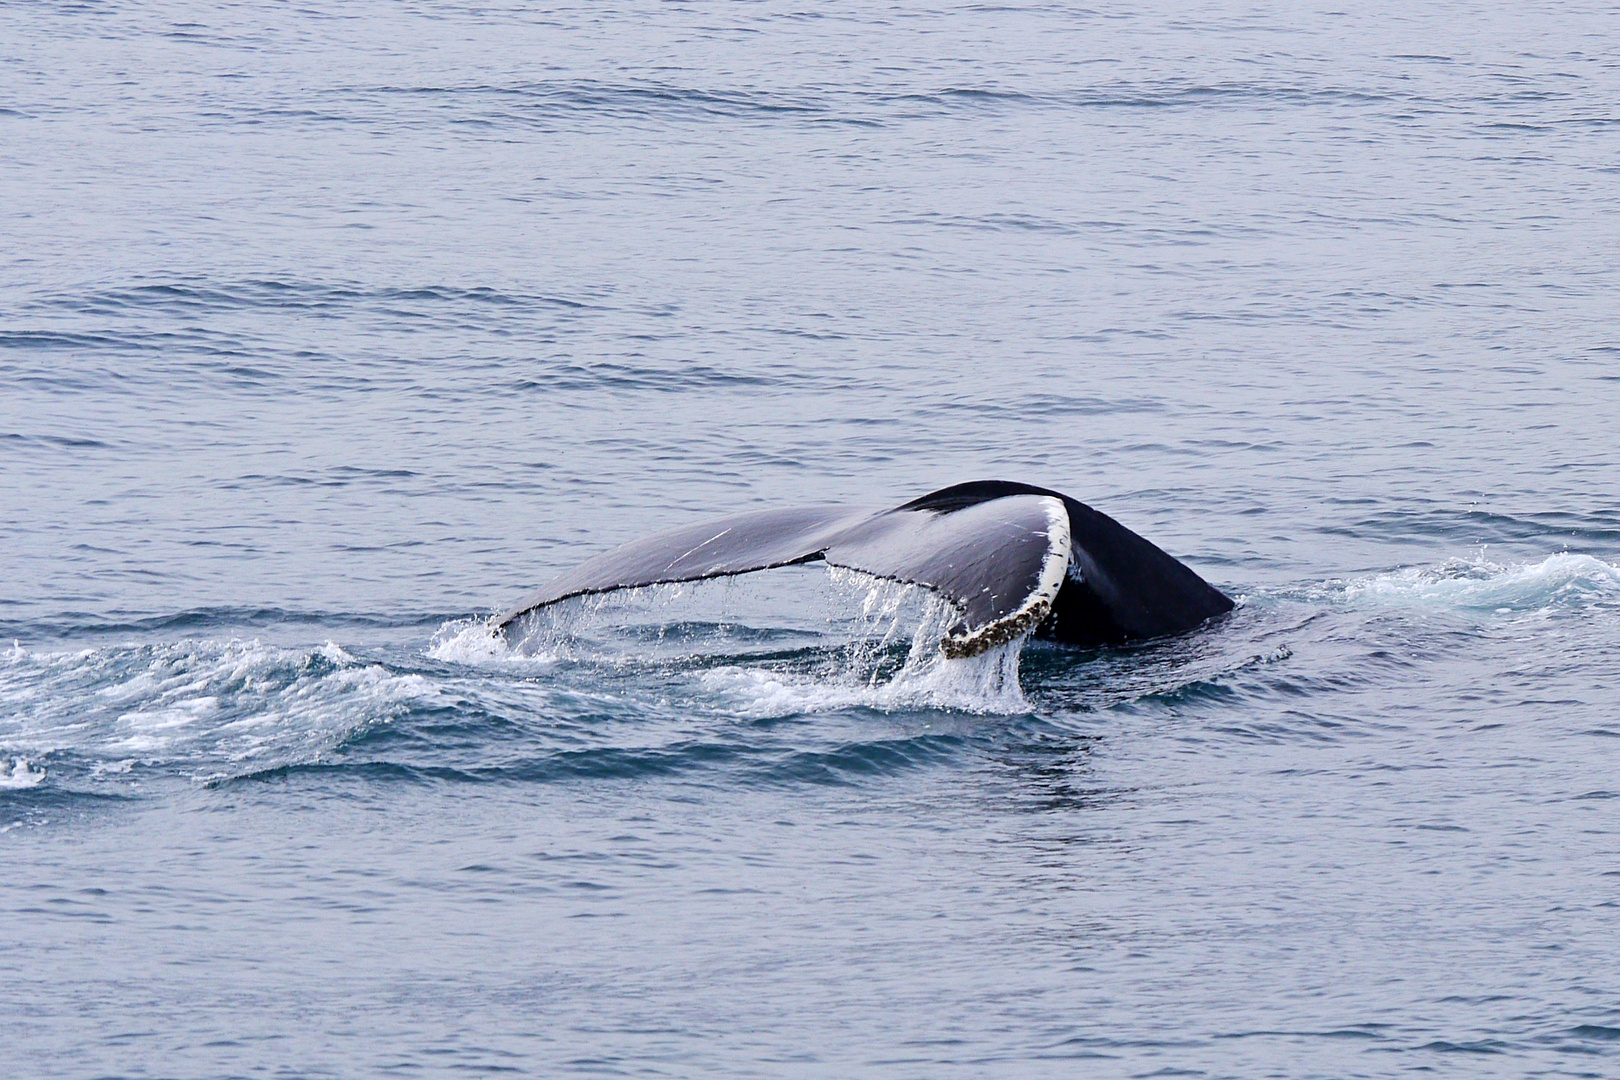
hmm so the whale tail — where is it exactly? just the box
[494,481,1232,657]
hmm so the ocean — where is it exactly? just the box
[4,2,1619,1076]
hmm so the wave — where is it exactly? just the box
[1286,553,1620,614]
[26,278,597,318]
[215,730,979,790]
[1317,507,1620,548]
[2,579,1035,798]
[303,77,1417,132]
[0,638,443,782]
[0,606,450,642]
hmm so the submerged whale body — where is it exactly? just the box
[495,481,1233,658]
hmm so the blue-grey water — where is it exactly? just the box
[4,2,1620,1076]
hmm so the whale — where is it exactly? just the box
[494,480,1233,657]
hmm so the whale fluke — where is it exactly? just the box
[494,481,1232,657]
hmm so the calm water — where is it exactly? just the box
[5,2,1620,1076]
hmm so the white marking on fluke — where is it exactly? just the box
[666,527,734,573]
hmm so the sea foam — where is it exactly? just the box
[1309,553,1620,614]
[0,757,46,790]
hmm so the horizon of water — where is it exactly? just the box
[4,2,1620,1077]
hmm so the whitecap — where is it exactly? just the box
[0,756,46,790]
[1315,553,1620,613]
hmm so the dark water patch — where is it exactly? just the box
[927,391,1167,419]
[988,726,1105,812]
[1321,506,1620,548]
[0,607,452,641]
[0,784,141,829]
[2,432,115,450]
[329,465,421,480]
[1191,704,1367,746]
[1412,1038,1510,1054]
[1023,608,1304,715]
[216,741,722,787]
[765,733,972,786]
[31,279,599,319]
[1217,1025,1391,1042]
[1535,1029,1620,1062]
[214,759,456,788]
[0,329,146,351]
[347,80,833,126]
[911,86,1037,109]
[214,711,985,791]
[316,77,1420,133]
[507,360,788,395]
[0,327,256,370]
[903,81,1410,115]
[330,703,544,759]
[222,471,428,492]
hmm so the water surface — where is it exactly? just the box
[4,2,1620,1076]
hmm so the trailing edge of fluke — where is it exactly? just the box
[494,480,1234,658]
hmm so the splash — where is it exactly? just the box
[703,569,1031,716]
[700,641,1028,717]
[429,617,548,663]
[434,567,1035,714]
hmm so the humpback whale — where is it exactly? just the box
[495,481,1233,657]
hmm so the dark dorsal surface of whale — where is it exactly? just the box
[494,481,1233,657]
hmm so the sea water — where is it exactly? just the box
[4,2,1620,1076]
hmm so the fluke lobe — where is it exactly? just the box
[494,481,1234,658]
